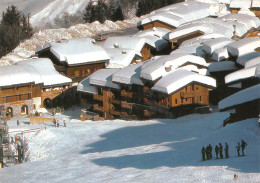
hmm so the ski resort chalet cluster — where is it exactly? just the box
[0,0,260,124]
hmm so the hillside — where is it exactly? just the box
[0,17,143,66]
[0,108,259,182]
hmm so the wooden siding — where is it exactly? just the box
[231,9,239,14]
[158,84,210,108]
[66,62,107,81]
[243,29,260,39]
[251,9,260,18]
[141,44,152,61]
[143,21,175,31]
[170,31,204,48]
[0,85,33,104]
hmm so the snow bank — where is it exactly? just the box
[77,76,98,94]
[208,61,238,73]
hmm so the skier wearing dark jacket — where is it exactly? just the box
[241,140,247,156]
[225,142,229,158]
[219,143,223,158]
[208,144,213,159]
[215,145,219,159]
[201,147,206,161]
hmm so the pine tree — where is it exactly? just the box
[0,5,33,57]
[83,2,95,23]
[110,1,124,22]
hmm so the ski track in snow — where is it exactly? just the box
[0,108,260,183]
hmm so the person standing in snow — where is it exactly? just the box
[17,119,19,126]
[236,142,240,156]
[206,145,210,160]
[208,144,213,159]
[63,119,66,127]
[201,146,206,161]
[225,142,229,158]
[215,145,219,159]
[219,143,223,159]
[241,140,247,156]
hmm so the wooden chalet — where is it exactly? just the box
[229,0,260,18]
[137,1,211,31]
[0,58,72,119]
[150,70,216,118]
[36,38,110,82]
[219,84,260,126]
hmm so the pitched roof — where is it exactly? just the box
[112,62,144,86]
[152,69,216,95]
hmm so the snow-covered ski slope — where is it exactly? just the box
[0,109,259,183]
[0,0,90,28]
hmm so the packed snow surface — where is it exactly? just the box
[0,108,260,182]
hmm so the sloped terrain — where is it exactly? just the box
[0,109,259,183]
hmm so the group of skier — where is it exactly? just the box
[201,140,247,161]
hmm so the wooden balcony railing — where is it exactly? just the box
[93,94,103,101]
[121,101,134,109]
[109,98,121,105]
[110,109,121,116]
[0,89,31,97]
[93,104,103,112]
[121,90,133,98]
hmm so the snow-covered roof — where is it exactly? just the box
[102,36,154,57]
[168,18,234,41]
[0,58,72,88]
[133,28,169,52]
[152,69,216,95]
[77,76,98,94]
[236,52,260,66]
[245,56,260,68]
[16,58,72,86]
[219,84,260,110]
[112,62,144,86]
[202,37,234,55]
[168,14,260,41]
[229,0,251,9]
[252,0,260,8]
[48,38,110,65]
[208,61,239,73]
[105,48,138,69]
[140,1,211,28]
[134,27,170,40]
[89,69,120,89]
[221,13,260,30]
[225,65,259,84]
[227,37,260,57]
[0,65,35,87]
[140,53,208,81]
[212,47,229,61]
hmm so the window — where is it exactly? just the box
[186,98,187,102]
[196,87,199,91]
[200,96,202,101]
[186,87,188,92]
[175,99,177,104]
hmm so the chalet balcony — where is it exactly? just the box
[180,92,194,99]
[121,101,134,109]
[109,98,121,105]
[93,104,103,112]
[0,89,31,97]
[110,109,121,116]
[93,94,103,101]
[121,90,133,98]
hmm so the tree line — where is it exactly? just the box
[83,0,184,23]
[0,5,33,58]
